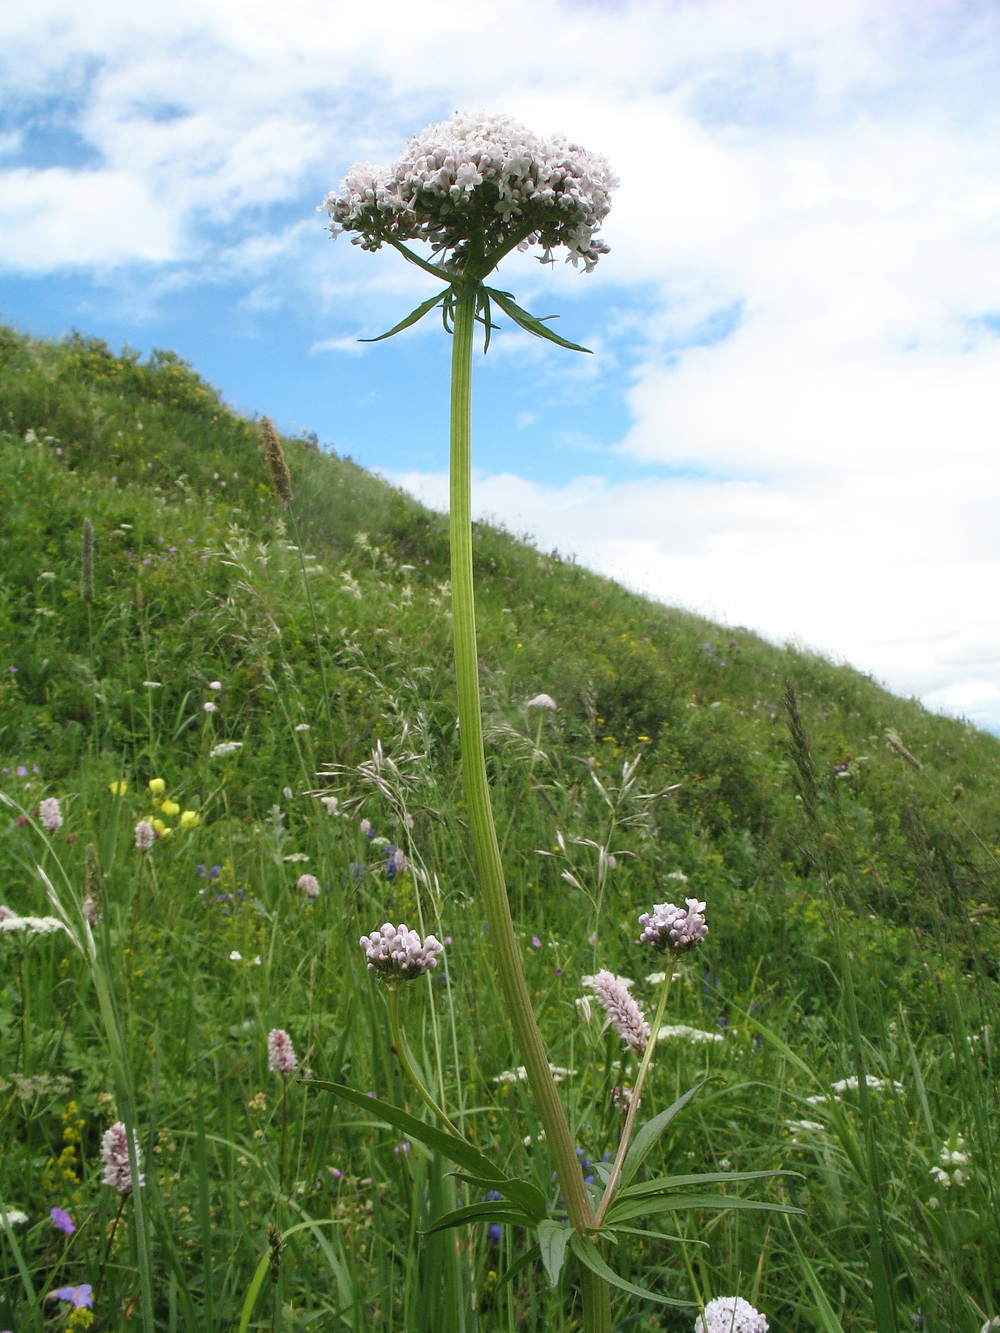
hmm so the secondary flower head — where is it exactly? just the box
[297,873,320,900]
[526,693,557,709]
[582,970,650,1055]
[134,820,155,852]
[39,797,63,833]
[695,1297,768,1333]
[100,1121,144,1196]
[324,112,617,274]
[360,923,444,981]
[639,898,708,953]
[267,1028,298,1075]
[148,777,165,795]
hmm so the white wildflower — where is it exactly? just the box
[657,1024,724,1044]
[210,741,243,758]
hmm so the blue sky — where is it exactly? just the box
[3,0,1000,730]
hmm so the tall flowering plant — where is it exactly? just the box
[313,114,792,1331]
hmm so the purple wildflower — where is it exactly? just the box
[50,1207,75,1234]
[134,820,155,853]
[50,1285,93,1309]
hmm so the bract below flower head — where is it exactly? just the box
[360,923,444,981]
[324,112,617,273]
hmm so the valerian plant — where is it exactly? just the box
[309,112,797,1332]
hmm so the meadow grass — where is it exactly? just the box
[0,326,998,1331]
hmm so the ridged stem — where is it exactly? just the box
[448,280,610,1331]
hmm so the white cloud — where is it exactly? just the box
[2,0,1000,728]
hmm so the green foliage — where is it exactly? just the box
[0,325,998,1331]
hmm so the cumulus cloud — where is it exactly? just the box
[2,0,999,727]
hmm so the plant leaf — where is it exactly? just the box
[359,289,451,343]
[617,1169,800,1201]
[484,287,591,353]
[422,1201,528,1236]
[568,1234,691,1307]
[618,1082,709,1189]
[537,1219,572,1289]
[496,1242,541,1290]
[448,1172,549,1221]
[605,1191,806,1227]
[305,1080,505,1182]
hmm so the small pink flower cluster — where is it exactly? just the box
[267,1028,298,1075]
[100,1122,144,1196]
[583,971,649,1055]
[360,923,444,981]
[638,898,708,953]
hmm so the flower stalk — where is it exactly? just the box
[449,280,609,1329]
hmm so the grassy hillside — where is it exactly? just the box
[1,325,997,1332]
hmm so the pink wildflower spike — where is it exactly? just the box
[134,820,155,853]
[39,798,63,833]
[100,1122,144,1196]
[267,1028,298,1075]
[582,971,649,1055]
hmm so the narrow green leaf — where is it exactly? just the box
[606,1191,806,1227]
[305,1080,505,1182]
[789,1228,846,1333]
[537,1219,572,1289]
[449,1172,549,1221]
[617,1169,799,1201]
[568,1234,691,1307]
[236,1252,272,1333]
[485,287,591,353]
[496,1242,541,1290]
[619,1082,708,1188]
[423,1201,528,1236]
[359,289,451,343]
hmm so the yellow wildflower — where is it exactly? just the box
[148,778,166,795]
[160,799,180,817]
[179,810,200,829]
[108,780,128,796]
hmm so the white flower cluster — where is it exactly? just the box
[830,1075,903,1094]
[0,914,67,937]
[638,897,708,953]
[657,1023,724,1045]
[360,923,444,980]
[493,1063,577,1084]
[930,1136,969,1188]
[324,113,617,272]
[695,1296,769,1333]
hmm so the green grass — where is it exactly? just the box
[0,324,997,1331]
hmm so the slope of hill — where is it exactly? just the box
[1,325,997,1332]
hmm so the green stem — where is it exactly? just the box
[448,279,610,1330]
[595,961,675,1225]
[386,986,462,1137]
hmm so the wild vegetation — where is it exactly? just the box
[1,325,997,1331]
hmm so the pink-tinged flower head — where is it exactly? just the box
[695,1296,768,1333]
[324,113,617,273]
[39,798,63,833]
[268,1028,298,1075]
[582,971,649,1055]
[100,1122,144,1196]
[639,898,708,953]
[526,693,557,709]
[134,820,155,853]
[297,874,320,900]
[360,923,444,981]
